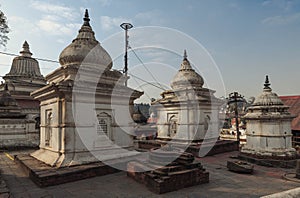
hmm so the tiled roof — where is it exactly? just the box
[279,95,300,131]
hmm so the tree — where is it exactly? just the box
[0,8,9,48]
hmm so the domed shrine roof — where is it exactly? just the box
[59,9,112,70]
[253,75,284,106]
[170,50,204,90]
[5,41,44,80]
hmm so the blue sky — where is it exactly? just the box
[0,0,299,102]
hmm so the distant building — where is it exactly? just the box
[279,95,300,135]
[0,41,46,148]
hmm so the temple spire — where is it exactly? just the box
[19,41,32,57]
[179,49,192,70]
[263,75,272,91]
[183,49,187,60]
[83,9,91,26]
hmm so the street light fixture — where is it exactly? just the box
[120,23,133,86]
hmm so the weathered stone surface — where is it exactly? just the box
[238,153,297,168]
[227,160,254,174]
[136,139,238,157]
[15,154,122,187]
[241,76,298,162]
[127,149,209,194]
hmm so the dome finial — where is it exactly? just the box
[83,9,91,26]
[183,49,187,60]
[20,40,32,57]
[264,75,271,89]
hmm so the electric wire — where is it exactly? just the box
[128,45,166,91]
[0,50,165,93]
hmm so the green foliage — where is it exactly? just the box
[0,8,9,48]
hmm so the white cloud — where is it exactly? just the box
[262,0,294,11]
[8,16,39,34]
[100,16,132,31]
[28,1,82,38]
[262,12,300,25]
[37,18,81,36]
[30,1,78,20]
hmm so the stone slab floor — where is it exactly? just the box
[0,150,300,198]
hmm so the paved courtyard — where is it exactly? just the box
[0,150,300,198]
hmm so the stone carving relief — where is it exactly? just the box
[45,110,52,147]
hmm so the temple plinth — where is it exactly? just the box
[127,146,209,194]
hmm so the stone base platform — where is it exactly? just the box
[135,139,238,157]
[238,153,298,168]
[15,154,123,187]
[127,160,209,194]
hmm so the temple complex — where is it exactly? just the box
[240,76,297,167]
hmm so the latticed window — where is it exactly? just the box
[97,118,108,135]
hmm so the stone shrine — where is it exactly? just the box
[136,51,237,157]
[240,76,297,167]
[0,41,46,121]
[152,50,222,141]
[28,9,143,167]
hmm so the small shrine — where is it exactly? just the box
[240,76,298,167]
[28,9,143,167]
[136,51,237,156]
[0,41,46,121]
[152,50,222,140]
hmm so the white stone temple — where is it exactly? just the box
[30,10,143,167]
[241,76,297,159]
[152,50,223,141]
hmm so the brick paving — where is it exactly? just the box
[0,150,300,198]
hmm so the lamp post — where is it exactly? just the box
[227,92,245,147]
[120,22,133,87]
